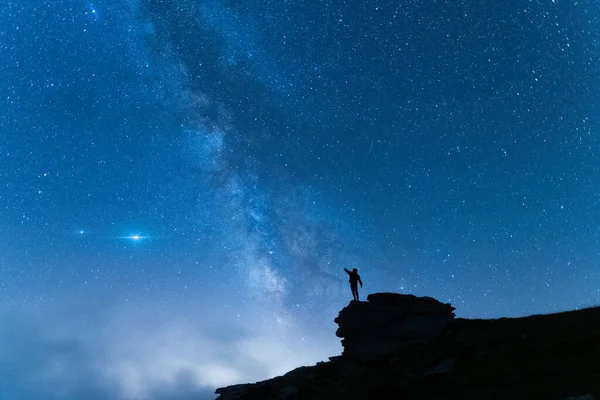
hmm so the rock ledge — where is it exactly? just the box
[334,293,455,361]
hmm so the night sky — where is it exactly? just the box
[2,0,600,398]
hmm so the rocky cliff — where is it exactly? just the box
[215,293,600,400]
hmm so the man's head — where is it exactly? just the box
[352,268,357,273]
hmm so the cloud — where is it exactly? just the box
[0,290,337,400]
[0,312,118,400]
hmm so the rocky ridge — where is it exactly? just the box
[215,293,600,400]
[334,292,455,362]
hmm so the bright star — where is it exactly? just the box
[121,234,149,241]
[87,4,101,21]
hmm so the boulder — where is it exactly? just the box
[334,293,456,361]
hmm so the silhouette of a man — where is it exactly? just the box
[344,268,363,301]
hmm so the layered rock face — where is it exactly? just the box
[334,293,455,361]
[216,293,600,400]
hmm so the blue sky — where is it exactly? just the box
[1,0,600,398]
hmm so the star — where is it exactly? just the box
[87,3,101,21]
[124,234,149,241]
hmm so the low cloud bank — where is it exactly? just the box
[0,291,338,400]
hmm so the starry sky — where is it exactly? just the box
[1,0,600,398]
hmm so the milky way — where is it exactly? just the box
[1,0,600,398]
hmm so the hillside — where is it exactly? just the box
[215,293,600,400]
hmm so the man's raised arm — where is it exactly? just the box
[343,268,351,275]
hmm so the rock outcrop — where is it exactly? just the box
[215,293,600,400]
[335,293,455,361]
